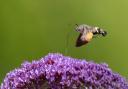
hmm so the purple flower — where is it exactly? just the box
[1,53,128,89]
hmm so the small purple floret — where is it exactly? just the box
[1,53,128,89]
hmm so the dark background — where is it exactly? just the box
[0,0,128,83]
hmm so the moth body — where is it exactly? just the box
[75,24,107,47]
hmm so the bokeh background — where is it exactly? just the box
[0,0,128,83]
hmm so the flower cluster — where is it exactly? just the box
[1,53,128,89]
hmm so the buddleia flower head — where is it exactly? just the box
[1,53,128,89]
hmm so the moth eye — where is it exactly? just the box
[102,31,107,36]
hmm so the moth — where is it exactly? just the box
[75,24,107,47]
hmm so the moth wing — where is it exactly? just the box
[76,32,93,47]
[76,33,88,47]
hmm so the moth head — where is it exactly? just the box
[101,31,107,36]
[94,27,107,36]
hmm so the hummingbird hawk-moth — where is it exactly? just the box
[75,24,107,47]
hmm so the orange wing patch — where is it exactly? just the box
[76,32,93,47]
[85,32,93,42]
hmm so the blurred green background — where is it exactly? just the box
[0,0,128,83]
